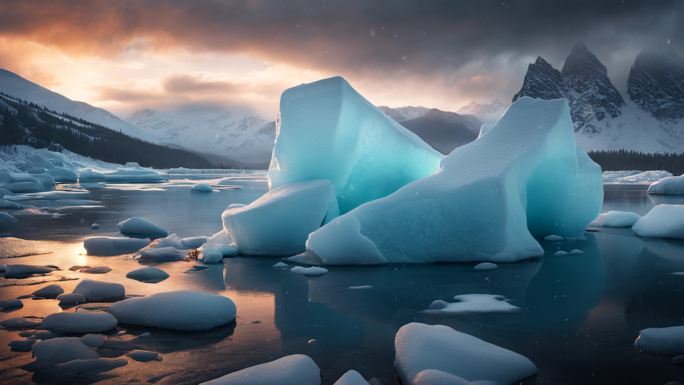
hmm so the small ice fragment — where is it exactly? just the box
[632,205,684,240]
[31,337,99,368]
[291,266,328,277]
[0,298,23,311]
[1,317,42,330]
[4,264,56,279]
[635,325,684,355]
[73,279,125,302]
[118,217,168,238]
[129,350,162,362]
[424,294,520,314]
[9,338,35,352]
[191,183,214,193]
[32,284,64,299]
[349,285,372,290]
[554,250,570,256]
[474,262,498,271]
[569,249,584,255]
[91,223,100,230]
[126,267,169,283]
[81,333,105,348]
[138,247,186,262]
[84,236,150,256]
[57,293,87,308]
[590,211,641,228]
[333,370,371,385]
[544,235,564,242]
[428,300,449,310]
[81,266,112,274]
[273,262,289,269]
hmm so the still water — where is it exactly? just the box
[1,179,684,384]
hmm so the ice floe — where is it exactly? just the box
[31,337,99,367]
[632,205,684,240]
[138,246,186,262]
[648,175,684,195]
[108,290,236,331]
[425,294,520,314]
[157,233,208,249]
[118,216,169,238]
[222,180,338,256]
[395,323,537,385]
[32,284,64,298]
[192,182,214,193]
[128,350,162,362]
[269,76,442,214]
[603,170,673,185]
[79,162,165,184]
[84,236,150,256]
[291,266,329,277]
[590,211,641,228]
[306,97,602,265]
[200,354,320,385]
[473,262,498,271]
[73,279,125,302]
[42,311,117,334]
[57,293,87,307]
[1,317,42,329]
[0,298,23,311]
[126,266,169,283]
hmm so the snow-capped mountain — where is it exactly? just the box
[127,107,275,168]
[628,49,684,121]
[457,99,506,123]
[0,68,150,141]
[514,44,684,153]
[380,106,482,154]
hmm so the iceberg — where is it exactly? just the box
[78,162,165,184]
[268,76,442,213]
[306,97,603,265]
[395,323,537,385]
[221,180,338,256]
[632,204,684,239]
[648,174,684,195]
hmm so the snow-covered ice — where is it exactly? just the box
[108,290,236,331]
[118,217,168,238]
[200,354,320,385]
[333,370,370,385]
[222,180,338,256]
[425,294,520,314]
[84,236,150,256]
[291,266,329,277]
[590,211,641,228]
[126,266,169,283]
[191,182,214,193]
[268,76,441,213]
[73,279,125,302]
[395,323,537,385]
[635,326,684,355]
[648,175,684,195]
[306,97,602,265]
[79,162,165,184]
[632,205,684,239]
[199,230,238,263]
[42,311,118,333]
[32,284,64,298]
[603,170,673,185]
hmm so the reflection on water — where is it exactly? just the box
[1,182,684,384]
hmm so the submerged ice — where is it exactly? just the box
[306,97,603,265]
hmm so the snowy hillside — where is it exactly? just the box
[0,68,150,140]
[127,107,275,168]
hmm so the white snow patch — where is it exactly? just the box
[126,267,169,283]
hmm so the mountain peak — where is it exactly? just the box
[628,49,684,121]
[562,43,608,77]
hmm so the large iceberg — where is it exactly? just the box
[305,97,603,265]
[222,180,338,256]
[268,76,442,213]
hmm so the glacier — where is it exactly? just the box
[305,97,603,265]
[268,76,442,214]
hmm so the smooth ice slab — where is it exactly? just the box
[200,354,320,385]
[108,290,236,331]
[632,205,684,239]
[648,175,684,195]
[222,180,338,256]
[268,76,441,213]
[395,323,537,385]
[306,97,603,264]
[591,211,641,228]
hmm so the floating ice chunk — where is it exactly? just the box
[84,236,150,256]
[544,235,564,242]
[32,284,64,299]
[591,211,641,228]
[635,326,684,355]
[333,370,370,385]
[425,294,519,314]
[109,290,236,331]
[42,311,117,334]
[273,262,289,269]
[126,266,169,283]
[31,337,99,368]
[269,76,441,213]
[53,358,128,375]
[139,247,186,262]
[90,223,100,230]
[222,180,338,256]
[79,163,165,184]
[81,333,105,347]
[181,236,208,249]
[191,183,214,193]
[473,262,498,271]
[9,339,35,352]
[569,249,584,255]
[0,212,18,232]
[291,266,328,277]
[128,350,162,362]
[73,279,125,302]
[553,250,569,256]
[648,175,684,195]
[633,205,684,240]
[200,354,320,385]
[81,266,112,274]
[349,285,372,290]
[199,230,238,263]
[156,234,207,249]
[118,217,168,238]
[307,98,602,265]
[603,170,673,185]
[395,323,537,385]
[2,264,55,278]
[0,298,22,311]
[1,317,42,329]
[81,182,106,190]
[57,293,87,307]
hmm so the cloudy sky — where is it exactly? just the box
[0,0,681,118]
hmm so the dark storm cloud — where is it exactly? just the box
[1,0,681,102]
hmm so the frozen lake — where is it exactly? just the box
[1,177,684,384]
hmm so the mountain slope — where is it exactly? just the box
[628,49,684,121]
[0,92,212,168]
[380,106,482,154]
[0,68,150,140]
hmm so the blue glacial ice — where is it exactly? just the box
[305,97,603,264]
[268,76,442,214]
